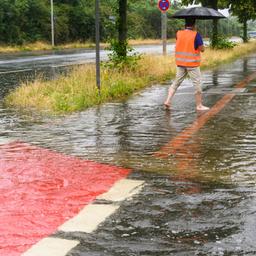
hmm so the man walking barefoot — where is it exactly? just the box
[164,18,209,111]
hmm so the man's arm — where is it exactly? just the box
[195,32,204,52]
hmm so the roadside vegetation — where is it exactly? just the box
[0,39,176,54]
[5,40,256,114]
[0,41,95,53]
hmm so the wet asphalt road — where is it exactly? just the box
[0,48,256,255]
[0,44,175,73]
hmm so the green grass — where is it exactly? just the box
[0,41,97,53]
[4,41,256,115]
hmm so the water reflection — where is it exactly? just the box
[1,54,256,174]
[0,54,256,255]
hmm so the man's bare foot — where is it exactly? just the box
[196,105,209,111]
[164,102,170,109]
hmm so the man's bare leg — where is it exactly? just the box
[164,67,187,108]
[164,88,175,108]
[195,92,209,111]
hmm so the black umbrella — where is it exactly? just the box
[172,7,226,20]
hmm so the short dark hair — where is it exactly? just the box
[185,18,196,27]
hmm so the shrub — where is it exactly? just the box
[103,39,141,71]
[210,36,237,49]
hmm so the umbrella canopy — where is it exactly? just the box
[172,7,226,20]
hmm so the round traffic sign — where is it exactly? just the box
[158,0,170,12]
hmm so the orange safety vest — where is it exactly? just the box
[175,30,201,67]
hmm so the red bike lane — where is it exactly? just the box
[0,141,130,256]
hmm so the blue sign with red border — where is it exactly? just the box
[158,0,170,12]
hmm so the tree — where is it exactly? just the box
[117,0,127,57]
[229,0,256,42]
[0,0,21,44]
[0,0,241,46]
[16,0,50,42]
[181,0,228,48]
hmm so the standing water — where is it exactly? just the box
[0,52,256,255]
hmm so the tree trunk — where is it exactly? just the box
[211,19,219,48]
[118,0,127,57]
[211,0,219,48]
[243,18,248,43]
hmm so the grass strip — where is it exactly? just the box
[4,41,256,114]
[0,41,96,53]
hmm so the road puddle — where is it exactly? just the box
[0,54,256,255]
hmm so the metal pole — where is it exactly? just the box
[161,11,167,56]
[95,0,101,93]
[51,0,55,47]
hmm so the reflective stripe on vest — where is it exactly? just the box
[175,30,201,67]
[176,51,200,57]
[176,58,201,63]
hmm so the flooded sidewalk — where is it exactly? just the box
[1,54,256,255]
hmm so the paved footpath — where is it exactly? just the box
[1,54,256,255]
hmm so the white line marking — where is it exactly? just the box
[21,237,79,256]
[175,92,194,95]
[97,179,145,202]
[0,138,15,145]
[206,88,247,94]
[0,69,32,74]
[58,204,119,233]
[233,88,247,93]
[50,61,89,68]
[21,179,145,255]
